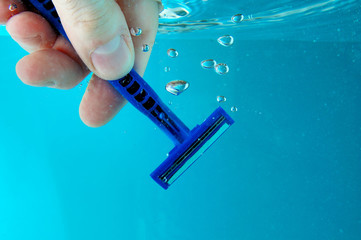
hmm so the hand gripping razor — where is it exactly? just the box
[23,0,235,189]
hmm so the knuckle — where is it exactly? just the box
[60,0,111,34]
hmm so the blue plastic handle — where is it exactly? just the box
[24,0,191,145]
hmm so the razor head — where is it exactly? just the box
[151,107,234,189]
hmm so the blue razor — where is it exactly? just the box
[24,0,234,189]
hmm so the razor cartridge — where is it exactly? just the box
[24,0,235,189]
[151,107,234,189]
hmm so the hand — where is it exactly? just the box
[1,0,161,127]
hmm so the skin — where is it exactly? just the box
[1,0,161,127]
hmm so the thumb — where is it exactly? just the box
[52,0,134,80]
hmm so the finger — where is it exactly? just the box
[7,12,90,89]
[79,0,160,127]
[79,75,127,128]
[6,11,58,53]
[120,0,160,75]
[0,0,25,24]
[52,0,134,80]
[16,46,89,89]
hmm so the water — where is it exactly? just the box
[0,0,361,240]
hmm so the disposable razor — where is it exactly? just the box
[23,0,235,189]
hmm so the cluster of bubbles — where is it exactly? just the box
[129,27,150,52]
[164,48,190,96]
[216,96,237,114]
[163,49,179,73]
[129,27,155,53]
[212,13,245,112]
[201,59,229,75]
[199,32,236,75]
[163,13,245,112]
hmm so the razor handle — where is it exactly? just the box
[24,0,191,144]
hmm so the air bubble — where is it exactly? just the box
[167,48,178,58]
[9,4,17,11]
[159,112,165,120]
[201,59,217,69]
[217,35,234,47]
[166,80,189,96]
[130,27,142,36]
[164,66,171,72]
[217,96,227,103]
[215,63,229,75]
[142,44,150,52]
[231,106,238,112]
[231,14,244,23]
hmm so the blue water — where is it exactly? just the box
[1,1,361,240]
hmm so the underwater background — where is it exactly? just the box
[0,0,360,239]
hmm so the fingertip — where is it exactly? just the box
[6,11,57,52]
[90,34,134,80]
[16,54,54,87]
[79,113,104,128]
[16,49,87,89]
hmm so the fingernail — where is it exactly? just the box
[91,35,131,80]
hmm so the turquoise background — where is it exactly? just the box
[0,5,361,240]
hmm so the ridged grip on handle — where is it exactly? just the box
[109,69,190,144]
[23,0,191,144]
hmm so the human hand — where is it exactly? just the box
[1,0,161,127]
